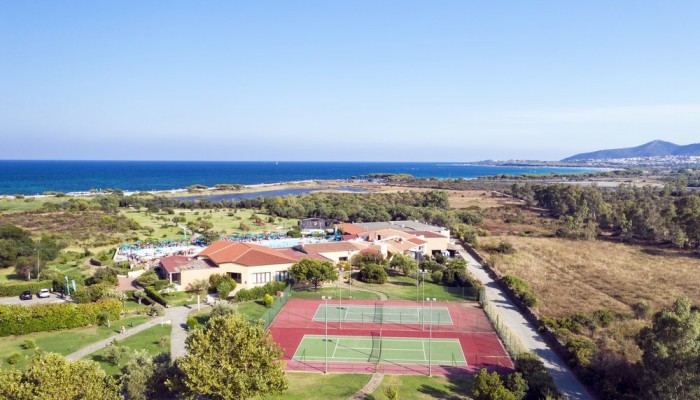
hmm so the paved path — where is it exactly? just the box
[347,372,384,400]
[66,315,171,361]
[170,304,200,359]
[454,241,593,400]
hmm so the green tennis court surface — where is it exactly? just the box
[313,304,453,325]
[292,335,467,365]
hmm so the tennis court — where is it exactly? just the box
[292,334,467,366]
[313,303,453,325]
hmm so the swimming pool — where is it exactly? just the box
[258,238,330,248]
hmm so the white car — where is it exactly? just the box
[37,289,51,298]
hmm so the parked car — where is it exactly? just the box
[19,290,32,300]
[38,289,51,298]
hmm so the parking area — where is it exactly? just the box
[0,294,68,306]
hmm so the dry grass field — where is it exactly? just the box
[481,236,700,319]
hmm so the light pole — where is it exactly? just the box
[419,268,427,330]
[322,295,332,374]
[337,267,342,330]
[427,297,436,376]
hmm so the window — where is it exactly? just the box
[252,272,271,284]
[339,256,348,262]
[276,271,289,281]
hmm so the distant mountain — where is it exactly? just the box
[562,140,700,161]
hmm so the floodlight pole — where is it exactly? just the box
[427,297,436,376]
[337,268,342,330]
[322,295,332,374]
[420,269,426,331]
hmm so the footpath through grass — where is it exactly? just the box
[265,373,370,400]
[88,323,172,377]
[0,315,149,371]
[371,374,474,400]
[351,273,478,302]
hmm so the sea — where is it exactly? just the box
[0,160,598,195]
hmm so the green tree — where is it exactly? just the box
[0,352,122,400]
[121,351,172,400]
[636,296,700,400]
[136,270,159,287]
[289,259,339,291]
[390,254,418,277]
[473,369,517,400]
[175,314,287,400]
[216,281,234,299]
[358,264,388,284]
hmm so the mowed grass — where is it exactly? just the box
[189,300,269,326]
[0,315,149,371]
[482,236,700,318]
[88,323,171,377]
[351,273,478,302]
[292,286,381,300]
[265,372,370,400]
[371,374,474,400]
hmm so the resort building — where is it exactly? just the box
[156,220,453,292]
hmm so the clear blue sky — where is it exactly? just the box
[1,1,699,161]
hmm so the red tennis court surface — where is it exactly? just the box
[269,298,513,376]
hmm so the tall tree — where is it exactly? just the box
[289,259,338,291]
[175,314,287,400]
[636,297,700,400]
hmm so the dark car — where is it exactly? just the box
[19,290,32,300]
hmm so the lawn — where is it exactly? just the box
[0,315,149,371]
[88,323,172,377]
[265,372,370,400]
[189,300,269,327]
[164,291,199,307]
[351,273,478,302]
[370,374,474,400]
[292,286,381,300]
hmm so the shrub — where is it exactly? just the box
[22,339,37,350]
[501,275,539,309]
[97,311,112,327]
[209,274,236,291]
[158,336,170,347]
[515,353,561,400]
[86,267,118,286]
[147,304,166,317]
[211,302,238,318]
[0,299,122,337]
[233,281,286,302]
[431,270,444,284]
[186,317,198,330]
[351,250,384,267]
[103,343,129,365]
[263,293,274,308]
[0,280,54,297]
[216,282,233,299]
[144,286,168,307]
[357,264,388,284]
[633,301,653,319]
[7,353,21,365]
[136,270,159,287]
[153,279,170,291]
[496,241,516,254]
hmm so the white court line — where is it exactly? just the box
[421,340,427,362]
[301,335,462,344]
[332,338,339,358]
[293,355,467,365]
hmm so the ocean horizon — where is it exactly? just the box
[0,160,599,195]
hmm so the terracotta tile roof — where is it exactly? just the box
[385,239,421,252]
[367,229,415,241]
[275,248,330,262]
[300,241,361,254]
[160,256,192,274]
[411,230,448,238]
[336,223,367,235]
[408,237,428,245]
[198,241,298,266]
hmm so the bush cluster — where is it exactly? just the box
[419,257,482,289]
[0,280,54,297]
[357,264,388,284]
[501,275,538,307]
[0,299,121,336]
[234,281,286,302]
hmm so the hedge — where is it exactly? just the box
[0,299,122,336]
[144,286,168,307]
[0,280,54,297]
[234,281,286,302]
